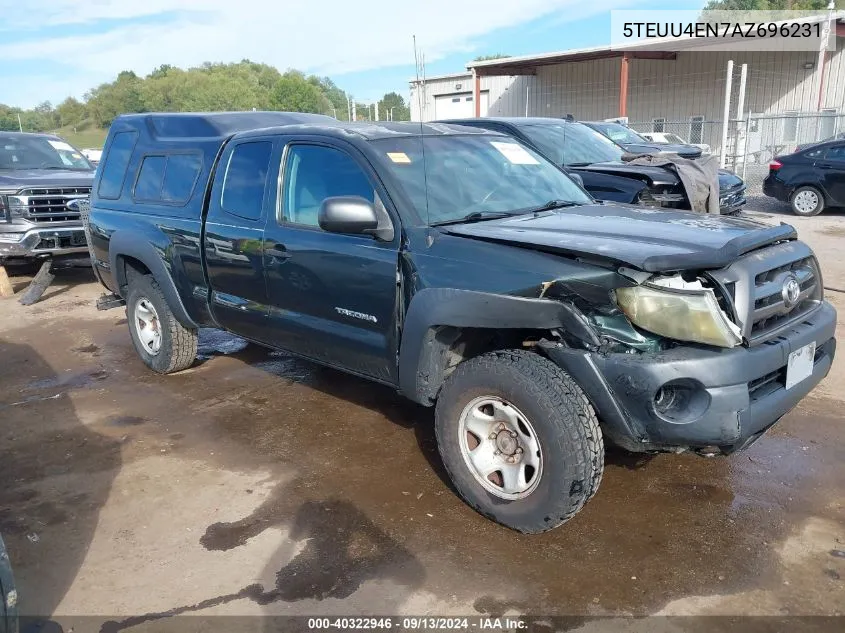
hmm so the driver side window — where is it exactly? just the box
[282,144,375,227]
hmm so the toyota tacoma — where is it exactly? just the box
[86,112,835,533]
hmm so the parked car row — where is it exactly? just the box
[444,117,746,215]
[84,112,835,533]
[582,120,705,159]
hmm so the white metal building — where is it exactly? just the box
[410,14,845,156]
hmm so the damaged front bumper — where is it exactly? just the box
[0,225,88,261]
[543,301,836,453]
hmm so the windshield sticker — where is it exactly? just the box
[387,152,411,164]
[490,141,539,165]
[48,140,75,152]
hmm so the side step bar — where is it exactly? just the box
[96,292,126,311]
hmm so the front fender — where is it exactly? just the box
[109,231,198,329]
[398,288,600,405]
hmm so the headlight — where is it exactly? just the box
[0,193,27,221]
[615,281,742,348]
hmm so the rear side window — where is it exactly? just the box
[98,131,138,199]
[825,145,845,161]
[221,141,273,221]
[133,153,202,204]
[163,154,202,201]
[135,156,166,200]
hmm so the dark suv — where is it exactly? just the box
[87,113,834,533]
[443,118,746,214]
[0,132,95,265]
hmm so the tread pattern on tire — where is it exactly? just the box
[127,275,197,374]
[435,348,604,533]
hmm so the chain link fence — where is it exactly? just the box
[629,113,845,196]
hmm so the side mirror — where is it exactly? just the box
[319,196,379,236]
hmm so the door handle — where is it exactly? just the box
[265,244,291,259]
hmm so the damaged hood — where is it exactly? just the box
[577,162,742,193]
[442,203,796,273]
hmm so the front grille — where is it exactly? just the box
[750,256,820,337]
[708,240,823,345]
[748,366,785,402]
[719,183,746,209]
[17,186,91,223]
[638,187,686,209]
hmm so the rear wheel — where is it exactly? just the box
[126,274,197,374]
[434,349,603,533]
[790,186,824,216]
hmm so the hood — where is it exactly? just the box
[579,162,743,193]
[442,203,795,273]
[576,162,680,187]
[620,142,703,159]
[0,168,95,191]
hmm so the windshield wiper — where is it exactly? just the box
[564,162,592,167]
[430,211,516,227]
[522,199,581,214]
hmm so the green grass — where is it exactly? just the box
[49,126,108,150]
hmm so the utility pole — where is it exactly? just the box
[352,99,357,122]
[375,101,379,121]
[719,59,734,169]
[17,113,23,132]
[816,0,835,111]
[346,95,352,121]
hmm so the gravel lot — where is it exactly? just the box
[1,198,844,631]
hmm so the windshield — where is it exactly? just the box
[521,123,624,166]
[589,122,648,145]
[0,135,93,171]
[371,134,592,225]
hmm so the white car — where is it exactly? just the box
[81,148,103,165]
[640,132,711,154]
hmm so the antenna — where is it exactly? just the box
[413,35,431,227]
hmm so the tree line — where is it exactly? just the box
[0,60,411,137]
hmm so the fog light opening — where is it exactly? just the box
[652,379,710,424]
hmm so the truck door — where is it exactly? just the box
[262,138,401,384]
[203,137,278,339]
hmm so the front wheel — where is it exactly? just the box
[126,274,198,374]
[434,349,604,533]
[790,186,825,216]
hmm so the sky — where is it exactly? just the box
[0,0,706,109]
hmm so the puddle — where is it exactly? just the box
[25,369,108,391]
[196,329,250,359]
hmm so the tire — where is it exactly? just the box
[125,274,198,374]
[790,186,825,217]
[434,349,604,534]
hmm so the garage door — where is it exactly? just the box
[434,92,489,119]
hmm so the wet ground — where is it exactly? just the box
[1,200,844,629]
